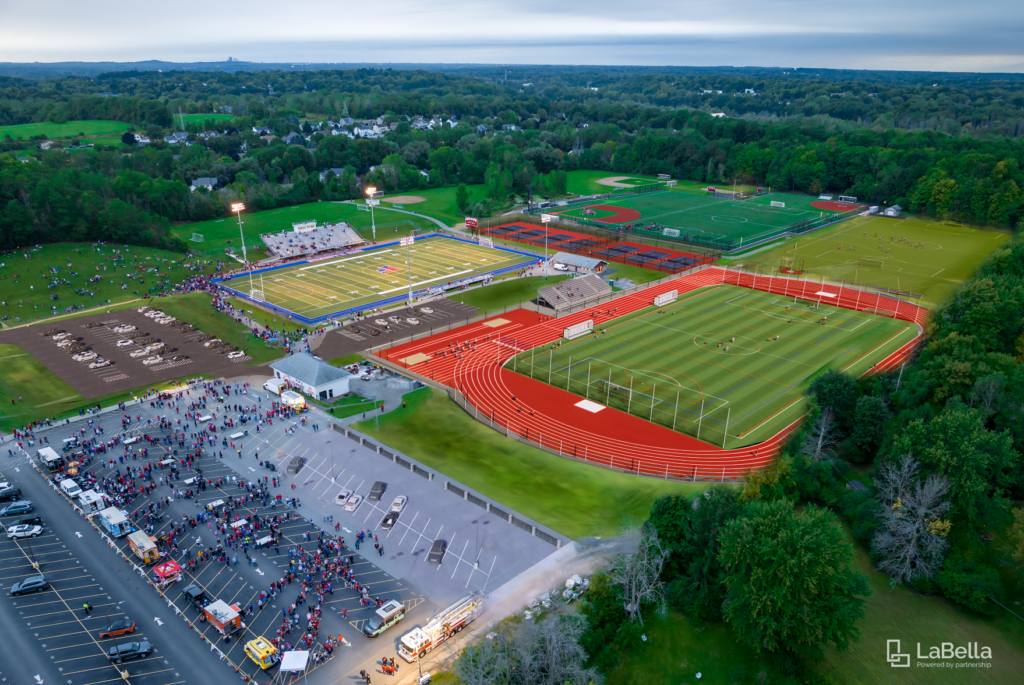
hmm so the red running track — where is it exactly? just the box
[381,268,928,480]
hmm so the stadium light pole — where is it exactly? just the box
[365,187,377,241]
[231,203,254,294]
[401,236,414,307]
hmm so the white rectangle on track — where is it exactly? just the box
[575,399,605,413]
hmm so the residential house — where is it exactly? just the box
[319,168,346,182]
[219,105,234,114]
[476,124,489,134]
[39,140,61,151]
[281,131,306,145]
[190,177,218,192]
[353,125,377,138]
[411,118,430,131]
[164,132,189,145]
[710,113,726,118]
[197,131,219,140]
[331,129,354,139]
[252,126,272,135]
[744,88,757,94]
[133,134,151,145]
[502,124,520,132]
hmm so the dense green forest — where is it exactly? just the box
[2,66,1024,250]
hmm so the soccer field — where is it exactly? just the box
[217,235,535,322]
[510,284,915,449]
[552,189,861,249]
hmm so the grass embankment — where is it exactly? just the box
[718,215,1009,309]
[142,292,286,365]
[174,202,439,256]
[354,387,707,539]
[0,120,132,141]
[448,275,570,313]
[0,243,215,328]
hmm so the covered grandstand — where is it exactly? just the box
[537,274,612,312]
[261,221,365,259]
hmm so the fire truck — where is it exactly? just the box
[398,591,485,662]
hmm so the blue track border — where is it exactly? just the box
[211,233,540,325]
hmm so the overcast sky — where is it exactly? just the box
[2,0,1022,72]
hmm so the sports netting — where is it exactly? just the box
[560,238,602,251]
[593,245,640,259]
[530,233,575,244]
[658,256,700,271]
[515,229,547,238]
[488,226,523,236]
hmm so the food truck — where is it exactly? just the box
[280,390,306,410]
[78,490,110,517]
[37,446,64,472]
[152,559,183,588]
[244,638,280,670]
[204,600,245,636]
[127,530,161,564]
[98,507,133,538]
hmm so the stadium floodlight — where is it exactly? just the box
[365,187,377,240]
[231,203,254,293]
[400,235,415,306]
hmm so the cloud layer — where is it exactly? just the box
[2,0,1021,72]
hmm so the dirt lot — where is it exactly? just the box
[0,307,259,397]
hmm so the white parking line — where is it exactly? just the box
[451,539,469,579]
[397,512,418,545]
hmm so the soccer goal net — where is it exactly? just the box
[838,195,858,203]
[190,233,205,242]
[770,201,786,208]
[858,258,883,269]
[250,290,265,302]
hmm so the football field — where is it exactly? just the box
[552,189,862,250]
[510,284,915,449]
[217,235,535,322]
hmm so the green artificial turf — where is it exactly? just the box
[354,387,709,539]
[175,202,439,255]
[141,292,286,365]
[598,262,670,285]
[718,214,1011,309]
[449,275,570,313]
[218,235,533,322]
[0,243,215,327]
[512,284,915,449]
[0,120,132,140]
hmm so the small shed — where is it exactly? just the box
[884,205,902,217]
[549,251,606,274]
[270,352,352,401]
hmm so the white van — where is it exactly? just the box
[263,379,287,395]
[60,479,83,499]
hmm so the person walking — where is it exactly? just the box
[83,602,93,616]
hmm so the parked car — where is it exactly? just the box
[0,485,21,501]
[427,539,447,564]
[553,263,569,271]
[142,356,163,365]
[380,512,399,531]
[99,617,137,639]
[389,495,407,513]
[333,488,352,506]
[181,584,209,608]
[227,350,245,359]
[108,641,152,662]
[1,501,34,516]
[10,575,49,596]
[368,481,387,502]
[18,514,43,526]
[343,495,363,512]
[420,307,434,314]
[90,359,112,369]
[406,318,420,325]
[6,524,42,539]
[116,340,133,348]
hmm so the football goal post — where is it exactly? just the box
[838,195,858,203]
[250,290,265,302]
[858,258,883,269]
[190,233,204,242]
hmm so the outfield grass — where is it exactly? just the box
[141,292,286,365]
[0,243,215,327]
[219,235,534,322]
[174,202,439,255]
[353,386,709,539]
[0,120,132,140]
[512,284,916,449]
[719,215,1011,309]
[375,185,490,227]
[449,275,570,313]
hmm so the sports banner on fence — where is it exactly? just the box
[465,217,478,229]
[563,320,594,340]
[541,214,555,223]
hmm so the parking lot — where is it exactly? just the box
[4,377,559,684]
[0,307,254,398]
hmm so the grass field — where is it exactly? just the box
[449,275,570,312]
[175,113,234,126]
[218,235,535,322]
[375,185,490,226]
[353,386,709,539]
[174,202,440,257]
[719,214,1012,309]
[553,189,854,248]
[0,120,132,140]
[512,284,916,449]
[0,243,215,327]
